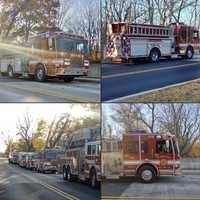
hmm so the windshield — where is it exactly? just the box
[56,38,88,53]
[45,152,57,159]
[32,154,39,159]
[156,139,173,153]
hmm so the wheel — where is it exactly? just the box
[63,167,67,180]
[185,47,193,59]
[37,167,40,173]
[63,77,74,83]
[138,166,156,183]
[90,169,97,188]
[34,65,46,82]
[7,65,15,78]
[149,49,160,62]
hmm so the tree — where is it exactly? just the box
[111,104,146,134]
[159,104,200,156]
[189,140,200,157]
[134,104,158,134]
[68,0,101,55]
[0,0,60,42]
[16,111,35,152]
[56,0,73,30]
[0,131,14,155]
[45,113,75,148]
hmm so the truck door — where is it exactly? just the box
[140,135,154,161]
[155,138,174,171]
[123,135,140,163]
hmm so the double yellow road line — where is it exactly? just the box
[102,62,200,79]
[22,173,79,200]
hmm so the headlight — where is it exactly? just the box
[64,59,71,66]
[84,60,90,68]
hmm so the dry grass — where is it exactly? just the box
[120,80,200,103]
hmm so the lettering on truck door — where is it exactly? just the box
[154,138,174,174]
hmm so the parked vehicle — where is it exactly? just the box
[18,152,28,168]
[102,130,181,183]
[36,148,65,173]
[62,127,101,188]
[8,152,19,164]
[0,30,90,82]
[25,152,40,170]
[107,22,200,62]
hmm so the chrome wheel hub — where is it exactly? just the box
[187,50,192,58]
[152,53,158,61]
[141,170,152,181]
[37,69,43,80]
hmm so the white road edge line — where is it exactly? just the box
[102,62,200,79]
[106,78,200,102]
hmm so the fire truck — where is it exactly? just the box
[36,148,65,173]
[62,128,101,188]
[0,31,90,82]
[102,131,181,183]
[107,22,200,62]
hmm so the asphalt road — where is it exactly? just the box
[0,76,100,102]
[102,56,200,102]
[0,158,100,200]
[102,174,200,200]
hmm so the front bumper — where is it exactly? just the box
[43,165,57,171]
[56,68,89,76]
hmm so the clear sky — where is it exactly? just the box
[0,103,89,153]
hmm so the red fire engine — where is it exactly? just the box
[107,22,200,62]
[62,128,101,188]
[121,131,180,182]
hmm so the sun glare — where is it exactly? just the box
[70,105,89,119]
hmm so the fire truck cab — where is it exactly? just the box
[62,128,101,188]
[122,131,180,183]
[107,22,200,62]
[0,31,90,82]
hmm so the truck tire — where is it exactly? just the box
[149,49,160,63]
[185,47,193,59]
[7,65,15,78]
[63,167,67,180]
[63,166,72,181]
[35,65,46,82]
[138,165,156,183]
[90,169,97,188]
[63,77,74,83]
